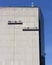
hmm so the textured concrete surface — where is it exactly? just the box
[0,7,40,65]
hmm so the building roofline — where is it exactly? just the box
[0,6,40,8]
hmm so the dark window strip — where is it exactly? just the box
[22,29,39,31]
[8,23,23,25]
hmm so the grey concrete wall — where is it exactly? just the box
[0,7,40,65]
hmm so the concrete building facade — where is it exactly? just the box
[0,7,45,65]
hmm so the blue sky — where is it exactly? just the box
[0,0,51,65]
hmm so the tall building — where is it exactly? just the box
[0,7,45,65]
